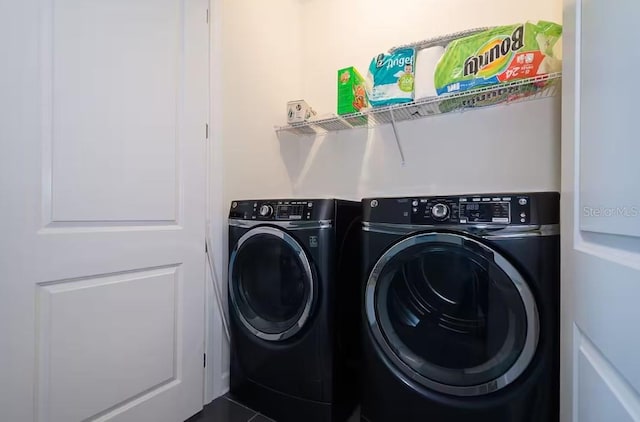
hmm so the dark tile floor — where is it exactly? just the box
[186,394,275,422]
[186,394,359,422]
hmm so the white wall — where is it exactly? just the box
[280,97,561,199]
[208,0,563,402]
[221,1,303,203]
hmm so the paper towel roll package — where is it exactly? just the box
[434,21,563,95]
[414,46,445,99]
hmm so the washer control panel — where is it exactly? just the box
[229,199,330,221]
[410,195,531,225]
[410,198,460,223]
[272,202,310,220]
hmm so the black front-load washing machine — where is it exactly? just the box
[228,199,361,422]
[360,192,559,422]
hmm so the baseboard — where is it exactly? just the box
[219,371,230,396]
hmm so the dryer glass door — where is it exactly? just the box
[229,226,315,342]
[366,232,539,396]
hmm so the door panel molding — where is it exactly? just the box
[40,0,187,225]
[573,252,640,392]
[578,0,640,239]
[575,326,640,421]
[40,221,183,233]
[36,266,181,422]
[576,235,640,271]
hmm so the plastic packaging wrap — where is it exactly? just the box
[435,21,562,95]
[366,47,416,107]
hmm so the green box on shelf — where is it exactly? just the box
[337,66,368,116]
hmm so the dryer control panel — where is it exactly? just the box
[229,199,335,221]
[363,192,560,226]
[409,195,530,224]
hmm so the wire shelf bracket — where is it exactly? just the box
[388,108,406,166]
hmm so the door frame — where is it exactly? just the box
[205,0,229,403]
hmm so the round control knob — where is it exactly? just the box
[431,203,450,220]
[259,204,273,217]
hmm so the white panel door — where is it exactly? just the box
[561,0,640,421]
[0,0,209,421]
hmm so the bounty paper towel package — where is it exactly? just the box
[366,47,416,107]
[434,21,562,95]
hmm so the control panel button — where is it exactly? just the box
[520,212,526,218]
[431,203,450,220]
[370,200,378,208]
[519,198,528,205]
[259,204,273,217]
[308,202,313,208]
[232,202,238,208]
[412,200,418,207]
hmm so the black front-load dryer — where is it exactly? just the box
[228,199,361,422]
[360,192,559,422]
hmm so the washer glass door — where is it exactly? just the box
[366,232,539,396]
[229,226,315,341]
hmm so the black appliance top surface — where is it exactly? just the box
[362,192,559,226]
[229,198,357,222]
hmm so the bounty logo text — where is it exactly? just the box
[463,26,525,77]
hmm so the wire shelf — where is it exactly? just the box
[275,73,562,136]
[388,27,491,52]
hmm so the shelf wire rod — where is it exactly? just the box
[389,108,406,166]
